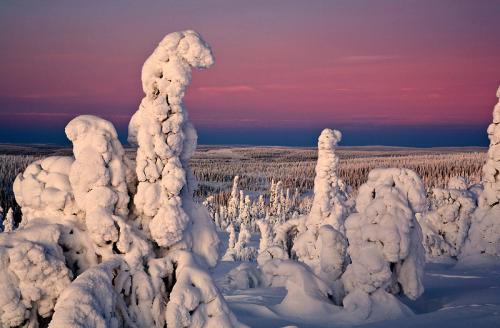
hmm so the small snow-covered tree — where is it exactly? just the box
[234,224,258,262]
[462,86,500,257]
[3,208,14,232]
[227,176,240,228]
[341,168,426,320]
[256,218,274,253]
[420,177,477,261]
[203,195,216,219]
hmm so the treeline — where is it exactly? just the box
[0,150,486,224]
[191,151,486,201]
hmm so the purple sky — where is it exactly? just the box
[1,0,499,147]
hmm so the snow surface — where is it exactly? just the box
[213,231,500,328]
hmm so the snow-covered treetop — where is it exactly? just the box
[355,168,426,215]
[128,30,214,154]
[66,115,121,162]
[447,176,468,190]
[318,128,342,151]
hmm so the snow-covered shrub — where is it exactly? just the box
[226,263,261,290]
[342,168,426,319]
[420,179,477,261]
[462,86,500,258]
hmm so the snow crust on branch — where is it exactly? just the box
[341,168,425,319]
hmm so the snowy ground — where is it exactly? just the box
[212,232,500,328]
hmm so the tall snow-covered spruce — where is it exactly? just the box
[5,30,242,328]
[290,129,349,293]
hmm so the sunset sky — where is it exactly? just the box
[1,0,499,146]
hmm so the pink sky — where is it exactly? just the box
[1,0,499,146]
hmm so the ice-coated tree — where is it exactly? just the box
[462,86,500,257]
[341,168,426,320]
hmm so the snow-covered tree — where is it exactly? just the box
[203,195,216,219]
[420,177,477,261]
[7,30,241,328]
[307,129,348,232]
[288,129,349,292]
[228,176,240,227]
[341,168,426,320]
[234,224,258,262]
[3,208,14,232]
[462,86,500,258]
[256,218,274,253]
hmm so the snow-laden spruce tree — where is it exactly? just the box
[7,31,242,328]
[290,129,349,293]
[341,168,426,320]
[420,176,477,261]
[462,86,500,257]
[3,208,14,232]
[228,176,240,228]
